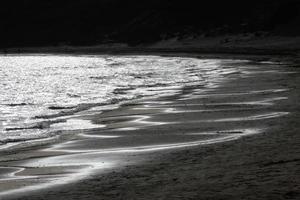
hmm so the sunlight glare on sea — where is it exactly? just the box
[0,55,235,148]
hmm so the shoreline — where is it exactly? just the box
[1,53,300,200]
[1,46,299,58]
[1,36,300,57]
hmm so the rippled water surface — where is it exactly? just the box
[0,55,242,147]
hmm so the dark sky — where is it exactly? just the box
[0,0,299,47]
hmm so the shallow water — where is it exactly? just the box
[0,55,243,148]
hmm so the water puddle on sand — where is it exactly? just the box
[0,127,262,197]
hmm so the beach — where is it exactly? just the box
[0,54,299,200]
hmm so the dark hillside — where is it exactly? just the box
[0,0,299,47]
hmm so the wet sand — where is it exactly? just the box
[1,54,300,200]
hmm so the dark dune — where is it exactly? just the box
[1,0,299,48]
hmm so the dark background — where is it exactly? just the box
[1,0,299,47]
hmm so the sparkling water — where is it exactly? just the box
[0,54,237,148]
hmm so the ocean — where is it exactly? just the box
[0,54,240,150]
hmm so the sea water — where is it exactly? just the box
[0,54,237,149]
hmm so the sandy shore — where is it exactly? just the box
[3,36,300,57]
[1,54,300,200]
